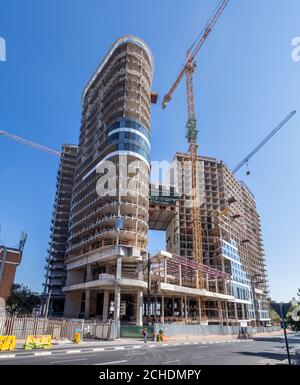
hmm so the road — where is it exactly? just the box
[0,334,299,365]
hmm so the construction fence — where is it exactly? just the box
[0,317,118,341]
[153,323,281,338]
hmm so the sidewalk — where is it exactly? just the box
[0,330,285,359]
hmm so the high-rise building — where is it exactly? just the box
[43,144,78,316]
[154,153,270,324]
[63,36,153,324]
[43,35,270,326]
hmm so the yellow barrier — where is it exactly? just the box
[24,335,52,350]
[0,336,16,351]
[73,332,81,344]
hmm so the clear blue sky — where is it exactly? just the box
[0,0,299,302]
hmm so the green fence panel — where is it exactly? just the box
[120,325,154,339]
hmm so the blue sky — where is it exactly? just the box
[0,0,299,302]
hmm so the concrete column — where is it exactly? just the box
[138,260,143,281]
[116,257,122,279]
[86,264,92,282]
[164,258,167,283]
[136,290,143,326]
[225,302,229,326]
[184,296,188,323]
[224,279,228,295]
[114,286,121,321]
[206,273,209,290]
[195,270,199,289]
[63,291,82,318]
[221,258,225,272]
[84,289,90,319]
[234,302,238,322]
[241,303,245,320]
[102,290,110,322]
[161,295,164,323]
[218,301,223,323]
[172,298,175,317]
[179,264,182,286]
[198,298,202,324]
[180,297,184,318]
[215,277,219,293]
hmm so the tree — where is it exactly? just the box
[285,289,300,331]
[269,308,281,324]
[6,284,41,317]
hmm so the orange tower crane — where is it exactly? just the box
[162,1,230,318]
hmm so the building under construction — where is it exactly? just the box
[40,35,270,326]
[43,144,78,315]
[148,154,270,324]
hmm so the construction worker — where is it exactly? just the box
[142,327,148,343]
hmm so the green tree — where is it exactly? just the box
[285,291,300,331]
[286,305,300,331]
[6,284,41,317]
[269,308,281,324]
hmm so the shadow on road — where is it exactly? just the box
[253,337,300,344]
[237,350,288,362]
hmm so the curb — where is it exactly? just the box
[0,339,253,361]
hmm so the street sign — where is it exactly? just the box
[270,302,292,365]
[270,302,291,319]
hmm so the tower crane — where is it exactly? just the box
[0,129,61,157]
[232,111,296,174]
[162,0,230,320]
[162,0,230,154]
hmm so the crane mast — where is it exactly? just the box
[161,1,230,320]
[186,50,198,155]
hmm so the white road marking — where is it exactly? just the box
[92,348,105,352]
[93,360,128,365]
[0,354,15,359]
[162,360,180,364]
[34,352,52,356]
[66,349,81,354]
[51,358,87,364]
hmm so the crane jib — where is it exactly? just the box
[232,111,296,174]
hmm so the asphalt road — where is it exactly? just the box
[0,334,299,365]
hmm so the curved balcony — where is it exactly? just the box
[67,227,147,253]
[69,214,148,242]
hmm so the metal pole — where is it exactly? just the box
[280,303,291,366]
[0,247,7,287]
[251,278,259,328]
[147,253,151,322]
[45,289,52,318]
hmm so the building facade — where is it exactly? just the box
[42,35,270,326]
[43,144,78,315]
[0,233,26,301]
[63,36,153,324]
[157,153,270,325]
